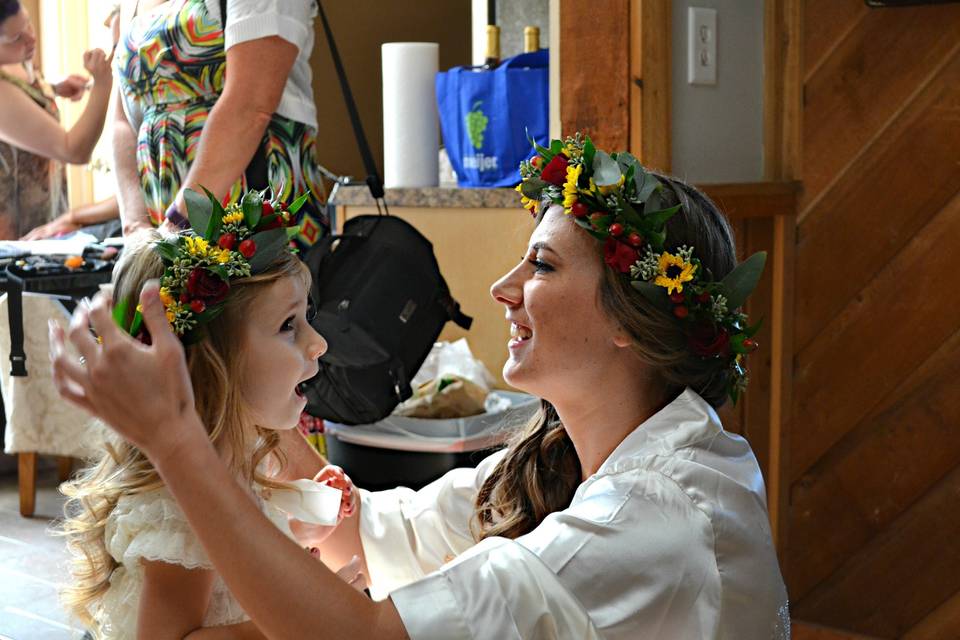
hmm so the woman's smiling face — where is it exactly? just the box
[490,205,627,402]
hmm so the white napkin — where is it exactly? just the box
[266,479,342,526]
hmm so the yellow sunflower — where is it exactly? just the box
[516,183,537,213]
[654,251,697,295]
[563,163,583,211]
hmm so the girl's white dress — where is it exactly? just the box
[94,485,292,638]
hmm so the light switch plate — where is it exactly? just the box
[688,7,717,86]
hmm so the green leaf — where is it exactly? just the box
[287,192,311,215]
[285,225,302,239]
[614,195,644,228]
[615,151,640,175]
[549,139,564,155]
[200,186,225,241]
[520,178,548,200]
[582,137,596,170]
[720,252,767,310]
[246,228,289,273]
[242,190,263,229]
[129,309,143,337]
[744,318,764,339]
[525,128,554,161]
[643,189,663,214]
[643,204,682,230]
[592,151,622,187]
[112,298,130,332]
[634,169,661,202]
[630,280,673,315]
[153,240,179,262]
[184,189,212,235]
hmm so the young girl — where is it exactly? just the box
[59,190,355,639]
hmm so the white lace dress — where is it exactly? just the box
[94,485,293,638]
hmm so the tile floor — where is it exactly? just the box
[0,461,85,640]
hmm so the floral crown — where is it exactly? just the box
[114,187,308,344]
[517,134,766,404]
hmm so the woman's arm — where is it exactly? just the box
[20,195,120,240]
[111,88,151,235]
[0,49,112,164]
[50,288,408,640]
[165,36,298,219]
[138,560,267,639]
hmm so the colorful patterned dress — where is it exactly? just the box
[0,67,68,240]
[114,0,327,246]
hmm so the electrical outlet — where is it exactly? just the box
[688,7,717,86]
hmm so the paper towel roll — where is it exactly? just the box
[382,42,439,188]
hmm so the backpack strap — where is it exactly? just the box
[316,0,388,211]
[440,295,473,330]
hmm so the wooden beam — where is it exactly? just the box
[559,0,630,149]
[629,0,671,171]
[763,0,803,557]
[700,181,800,219]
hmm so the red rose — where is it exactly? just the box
[185,268,230,305]
[603,237,638,274]
[688,321,731,357]
[539,153,569,186]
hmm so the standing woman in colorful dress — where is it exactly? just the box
[0,0,115,239]
[113,0,326,247]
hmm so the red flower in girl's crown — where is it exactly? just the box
[539,153,569,186]
[603,237,638,274]
[186,268,230,306]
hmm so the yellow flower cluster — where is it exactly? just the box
[563,164,582,212]
[184,235,230,263]
[223,211,244,225]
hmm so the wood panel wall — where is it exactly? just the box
[788,1,960,637]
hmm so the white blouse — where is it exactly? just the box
[359,388,791,639]
[216,0,318,128]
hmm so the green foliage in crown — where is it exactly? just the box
[113,187,309,345]
[517,133,766,404]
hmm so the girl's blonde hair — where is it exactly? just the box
[59,231,310,630]
[472,175,738,541]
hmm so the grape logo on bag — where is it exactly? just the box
[466,101,488,150]
[463,101,499,172]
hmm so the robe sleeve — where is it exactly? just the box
[358,450,507,599]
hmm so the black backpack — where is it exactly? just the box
[302,217,472,424]
[300,2,472,424]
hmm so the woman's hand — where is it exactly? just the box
[21,211,79,240]
[82,48,113,88]
[48,279,202,461]
[53,74,89,101]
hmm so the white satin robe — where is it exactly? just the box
[359,388,791,639]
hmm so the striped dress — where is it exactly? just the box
[114,0,327,246]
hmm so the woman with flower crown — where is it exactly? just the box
[57,191,359,638]
[51,136,790,639]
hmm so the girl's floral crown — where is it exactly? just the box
[114,187,308,344]
[517,134,766,404]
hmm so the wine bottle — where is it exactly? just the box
[483,24,501,69]
[523,26,540,53]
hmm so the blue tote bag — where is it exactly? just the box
[436,50,549,188]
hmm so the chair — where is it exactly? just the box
[0,292,101,516]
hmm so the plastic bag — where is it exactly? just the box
[395,339,496,419]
